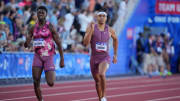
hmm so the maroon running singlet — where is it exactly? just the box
[90,24,110,75]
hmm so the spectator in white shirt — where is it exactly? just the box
[63,9,74,40]
[78,9,93,38]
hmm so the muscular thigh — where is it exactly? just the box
[99,61,109,75]
[43,55,55,71]
[32,67,43,81]
[45,71,55,84]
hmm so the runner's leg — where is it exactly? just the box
[99,61,109,98]
[45,71,55,87]
[32,67,43,101]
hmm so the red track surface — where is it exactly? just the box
[0,75,180,101]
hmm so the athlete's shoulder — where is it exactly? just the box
[108,26,116,37]
[47,22,55,31]
[108,26,115,32]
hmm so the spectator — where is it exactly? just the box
[143,34,157,77]
[57,17,65,39]
[106,0,115,26]
[72,10,81,33]
[49,10,58,27]
[23,6,31,24]
[0,21,7,42]
[36,0,44,7]
[0,12,4,21]
[4,23,11,39]
[136,32,145,65]
[75,0,84,10]
[0,0,5,12]
[58,2,68,18]
[78,9,93,38]
[31,0,38,12]
[67,0,76,12]
[43,0,53,14]
[23,0,32,6]
[3,10,14,34]
[13,16,24,40]
[89,0,96,12]
[26,12,37,26]
[16,7,24,17]
[17,41,23,51]
[94,0,102,11]
[153,35,166,76]
[63,9,74,40]
[162,33,174,75]
[6,0,18,9]
[18,25,27,42]
[113,0,128,34]
[4,34,17,51]
[0,0,120,53]
[82,0,89,10]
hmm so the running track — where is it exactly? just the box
[0,75,180,101]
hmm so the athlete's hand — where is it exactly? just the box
[60,58,65,68]
[90,21,95,29]
[112,55,117,64]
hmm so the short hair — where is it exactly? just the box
[98,8,107,13]
[37,6,48,13]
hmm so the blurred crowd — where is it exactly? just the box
[136,32,175,77]
[0,0,122,53]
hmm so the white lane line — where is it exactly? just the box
[0,76,145,88]
[72,88,180,101]
[0,76,180,94]
[147,96,180,101]
[0,75,174,88]
[1,81,180,101]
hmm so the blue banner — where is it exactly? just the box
[0,52,128,79]
[0,53,91,79]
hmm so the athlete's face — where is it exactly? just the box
[97,14,107,24]
[37,9,47,20]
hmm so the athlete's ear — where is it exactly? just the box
[105,16,107,21]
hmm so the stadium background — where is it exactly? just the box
[0,0,180,82]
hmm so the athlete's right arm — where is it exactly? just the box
[24,26,34,48]
[83,23,94,47]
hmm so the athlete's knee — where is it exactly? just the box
[95,80,101,87]
[100,72,105,76]
[47,81,54,87]
[94,76,101,86]
[33,79,40,88]
[33,76,40,84]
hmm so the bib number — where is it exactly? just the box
[33,38,45,47]
[95,42,107,52]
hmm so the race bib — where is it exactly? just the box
[33,38,45,47]
[95,42,107,52]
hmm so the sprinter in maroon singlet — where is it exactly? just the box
[83,10,118,101]
[24,6,64,101]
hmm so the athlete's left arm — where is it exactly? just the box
[49,23,64,68]
[109,27,118,64]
